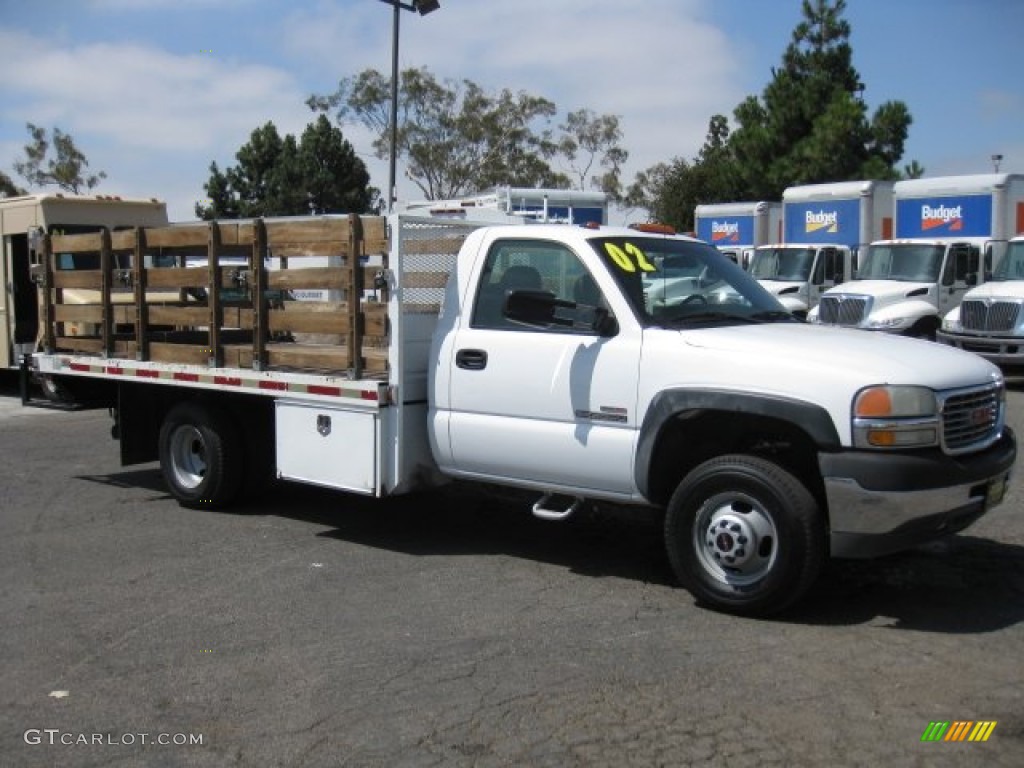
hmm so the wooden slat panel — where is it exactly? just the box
[110,229,138,250]
[53,270,102,289]
[266,242,348,258]
[362,217,388,254]
[54,336,103,352]
[265,343,350,370]
[265,218,349,244]
[54,305,103,322]
[149,342,211,365]
[268,308,349,334]
[53,337,138,356]
[149,306,210,325]
[142,224,210,248]
[146,267,209,288]
[266,267,348,290]
[52,232,103,253]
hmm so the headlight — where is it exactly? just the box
[865,316,908,330]
[941,315,962,333]
[852,385,939,449]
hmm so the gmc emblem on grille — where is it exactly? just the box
[969,406,992,426]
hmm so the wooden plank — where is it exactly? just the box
[208,222,223,366]
[149,342,211,365]
[348,213,364,379]
[148,306,210,326]
[251,219,268,370]
[52,304,135,324]
[265,218,350,244]
[54,305,103,322]
[265,242,349,258]
[146,267,209,289]
[53,270,102,289]
[54,337,137,356]
[40,237,55,353]
[52,232,103,253]
[265,343,350,370]
[100,228,113,356]
[142,224,210,248]
[361,217,388,254]
[268,308,349,334]
[110,229,138,250]
[134,227,149,361]
[266,267,348,290]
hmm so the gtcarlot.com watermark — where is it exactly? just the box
[24,729,204,746]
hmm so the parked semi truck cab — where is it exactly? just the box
[28,215,1017,617]
[810,173,1024,339]
[939,235,1024,366]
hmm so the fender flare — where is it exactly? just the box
[634,388,841,499]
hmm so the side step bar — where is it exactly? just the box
[531,493,583,521]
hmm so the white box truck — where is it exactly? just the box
[693,201,782,268]
[749,180,894,318]
[809,174,1024,339]
[25,212,1016,617]
[939,235,1024,366]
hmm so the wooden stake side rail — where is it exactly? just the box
[36,215,394,377]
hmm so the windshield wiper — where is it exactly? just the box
[661,310,760,326]
[749,310,801,323]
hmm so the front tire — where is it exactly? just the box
[664,454,824,616]
[158,401,242,509]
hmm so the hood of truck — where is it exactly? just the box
[825,280,934,303]
[758,280,805,297]
[959,281,1024,301]
[639,323,1001,445]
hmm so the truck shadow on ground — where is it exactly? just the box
[239,480,1024,634]
[73,469,1024,633]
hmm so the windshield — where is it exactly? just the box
[992,242,1024,281]
[749,247,816,281]
[588,236,793,327]
[856,243,944,282]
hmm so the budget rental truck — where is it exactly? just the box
[27,213,1015,616]
[693,201,781,268]
[809,173,1024,339]
[0,193,168,384]
[938,235,1024,366]
[748,180,894,317]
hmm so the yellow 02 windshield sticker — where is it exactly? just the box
[604,241,656,273]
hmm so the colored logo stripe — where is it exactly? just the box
[921,720,996,742]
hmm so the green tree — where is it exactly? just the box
[557,109,628,202]
[637,0,918,220]
[0,170,26,197]
[14,123,106,194]
[309,67,626,201]
[626,115,745,231]
[196,118,374,219]
[730,0,913,196]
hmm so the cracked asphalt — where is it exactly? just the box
[1,376,1022,767]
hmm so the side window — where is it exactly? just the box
[470,238,597,331]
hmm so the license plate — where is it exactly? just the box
[985,474,1008,509]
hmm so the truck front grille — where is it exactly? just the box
[818,295,867,325]
[940,383,1003,455]
[959,299,1022,332]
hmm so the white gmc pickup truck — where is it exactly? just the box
[29,214,1017,616]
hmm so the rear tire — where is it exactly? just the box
[664,454,824,616]
[158,401,242,509]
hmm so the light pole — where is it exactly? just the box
[992,154,1004,173]
[379,0,440,212]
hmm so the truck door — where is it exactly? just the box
[809,247,843,307]
[939,244,979,317]
[441,237,640,495]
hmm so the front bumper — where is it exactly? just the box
[937,330,1024,367]
[820,429,1016,558]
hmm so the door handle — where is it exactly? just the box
[455,348,488,370]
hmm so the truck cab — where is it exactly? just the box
[939,236,1024,366]
[807,238,986,339]
[748,244,851,318]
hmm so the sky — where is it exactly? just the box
[0,0,1021,224]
